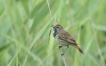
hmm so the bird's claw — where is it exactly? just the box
[61,53,64,57]
[59,46,62,49]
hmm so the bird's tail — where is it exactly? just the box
[73,44,84,54]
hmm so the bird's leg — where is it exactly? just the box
[59,46,63,56]
[59,46,62,49]
[61,46,69,56]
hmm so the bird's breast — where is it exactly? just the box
[56,37,70,46]
[54,34,70,46]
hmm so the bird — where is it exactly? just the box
[52,24,84,56]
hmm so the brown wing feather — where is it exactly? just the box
[58,30,77,44]
[57,29,84,54]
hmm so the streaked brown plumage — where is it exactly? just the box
[52,24,83,55]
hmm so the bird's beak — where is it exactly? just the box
[51,25,55,28]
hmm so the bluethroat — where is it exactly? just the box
[52,24,84,56]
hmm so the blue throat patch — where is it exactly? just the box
[53,28,57,37]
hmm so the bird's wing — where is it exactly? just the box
[58,30,77,44]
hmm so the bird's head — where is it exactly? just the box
[52,24,63,32]
[52,24,63,37]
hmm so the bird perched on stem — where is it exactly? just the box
[52,24,84,56]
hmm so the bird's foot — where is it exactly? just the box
[59,46,62,49]
[61,53,64,57]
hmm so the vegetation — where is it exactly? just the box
[0,0,106,66]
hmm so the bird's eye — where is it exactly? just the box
[56,26,59,28]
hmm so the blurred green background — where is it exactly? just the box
[0,0,106,66]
